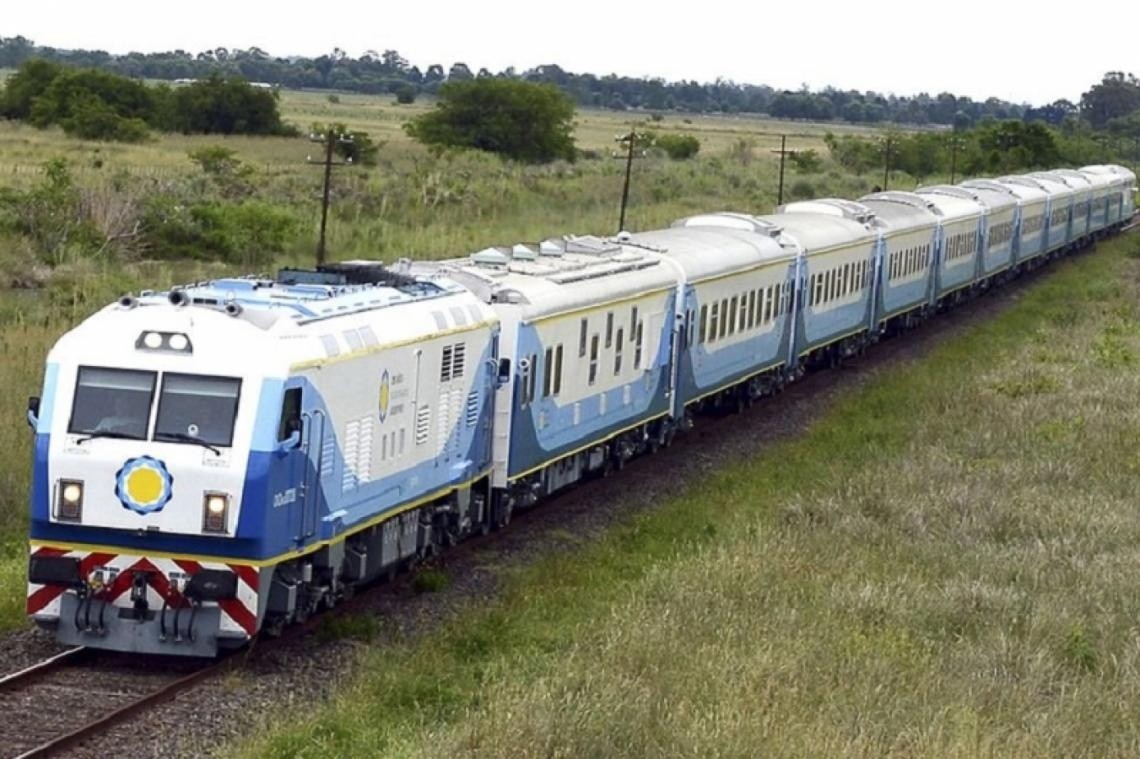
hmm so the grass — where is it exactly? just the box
[230,233,1140,757]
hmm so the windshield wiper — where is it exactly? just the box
[157,432,222,456]
[76,430,138,444]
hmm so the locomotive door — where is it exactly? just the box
[299,409,326,544]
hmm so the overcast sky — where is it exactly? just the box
[5,1,1134,105]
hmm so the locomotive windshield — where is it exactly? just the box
[154,373,241,447]
[67,367,155,440]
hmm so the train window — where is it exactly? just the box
[749,290,758,329]
[528,354,538,404]
[520,359,532,408]
[543,347,554,398]
[553,345,563,395]
[700,304,708,344]
[579,319,588,358]
[155,373,242,448]
[278,388,301,442]
[761,286,771,323]
[738,294,747,332]
[382,434,388,461]
[614,328,624,375]
[687,309,696,346]
[719,299,728,339]
[729,296,738,336]
[631,306,639,340]
[69,367,156,441]
[814,273,823,305]
[589,335,599,385]
[634,321,644,370]
[605,312,614,349]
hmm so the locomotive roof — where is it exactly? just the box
[50,263,497,376]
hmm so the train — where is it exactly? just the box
[24,163,1136,656]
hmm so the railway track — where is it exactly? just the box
[0,647,223,758]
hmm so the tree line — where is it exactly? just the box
[0,58,292,141]
[5,35,1137,129]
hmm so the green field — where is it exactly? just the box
[233,233,1140,757]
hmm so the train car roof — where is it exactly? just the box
[918,184,1017,215]
[411,235,678,321]
[964,178,1048,204]
[856,192,944,230]
[1000,174,1075,201]
[675,210,874,254]
[630,223,795,282]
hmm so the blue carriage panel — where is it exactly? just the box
[636,219,798,406]
[765,206,877,353]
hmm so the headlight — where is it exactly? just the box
[202,492,230,533]
[56,479,84,521]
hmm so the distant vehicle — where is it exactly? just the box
[25,165,1136,655]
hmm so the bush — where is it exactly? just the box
[60,96,151,142]
[405,78,576,163]
[655,133,701,160]
[142,197,301,267]
[789,149,822,173]
[162,74,291,136]
[394,84,416,105]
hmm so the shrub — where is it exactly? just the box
[655,133,701,160]
[790,149,823,173]
[405,78,576,163]
[142,197,301,267]
[394,84,416,105]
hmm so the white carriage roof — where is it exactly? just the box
[757,211,875,252]
[410,235,677,318]
[919,184,1017,214]
[856,192,942,229]
[778,198,877,225]
[628,224,796,281]
[966,178,1048,203]
[1001,174,1074,199]
[1032,170,1092,191]
[1080,165,1134,190]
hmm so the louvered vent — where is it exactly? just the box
[466,391,479,427]
[415,405,431,445]
[452,343,466,378]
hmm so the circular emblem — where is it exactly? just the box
[115,456,174,515]
[378,370,390,423]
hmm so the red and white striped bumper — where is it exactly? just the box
[28,545,260,648]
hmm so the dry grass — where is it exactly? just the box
[238,234,1140,758]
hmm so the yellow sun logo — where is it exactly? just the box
[378,370,390,423]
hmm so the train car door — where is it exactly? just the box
[299,408,325,544]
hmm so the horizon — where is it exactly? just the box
[3,1,1131,107]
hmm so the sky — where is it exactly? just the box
[4,0,1135,106]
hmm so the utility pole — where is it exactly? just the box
[615,130,645,234]
[949,134,961,184]
[882,136,892,191]
[771,134,797,207]
[308,127,355,267]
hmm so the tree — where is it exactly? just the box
[405,79,576,163]
[1080,72,1140,129]
[0,58,63,119]
[164,75,289,135]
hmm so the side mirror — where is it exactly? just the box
[497,358,512,386]
[26,396,40,429]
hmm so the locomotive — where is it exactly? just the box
[25,164,1136,655]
